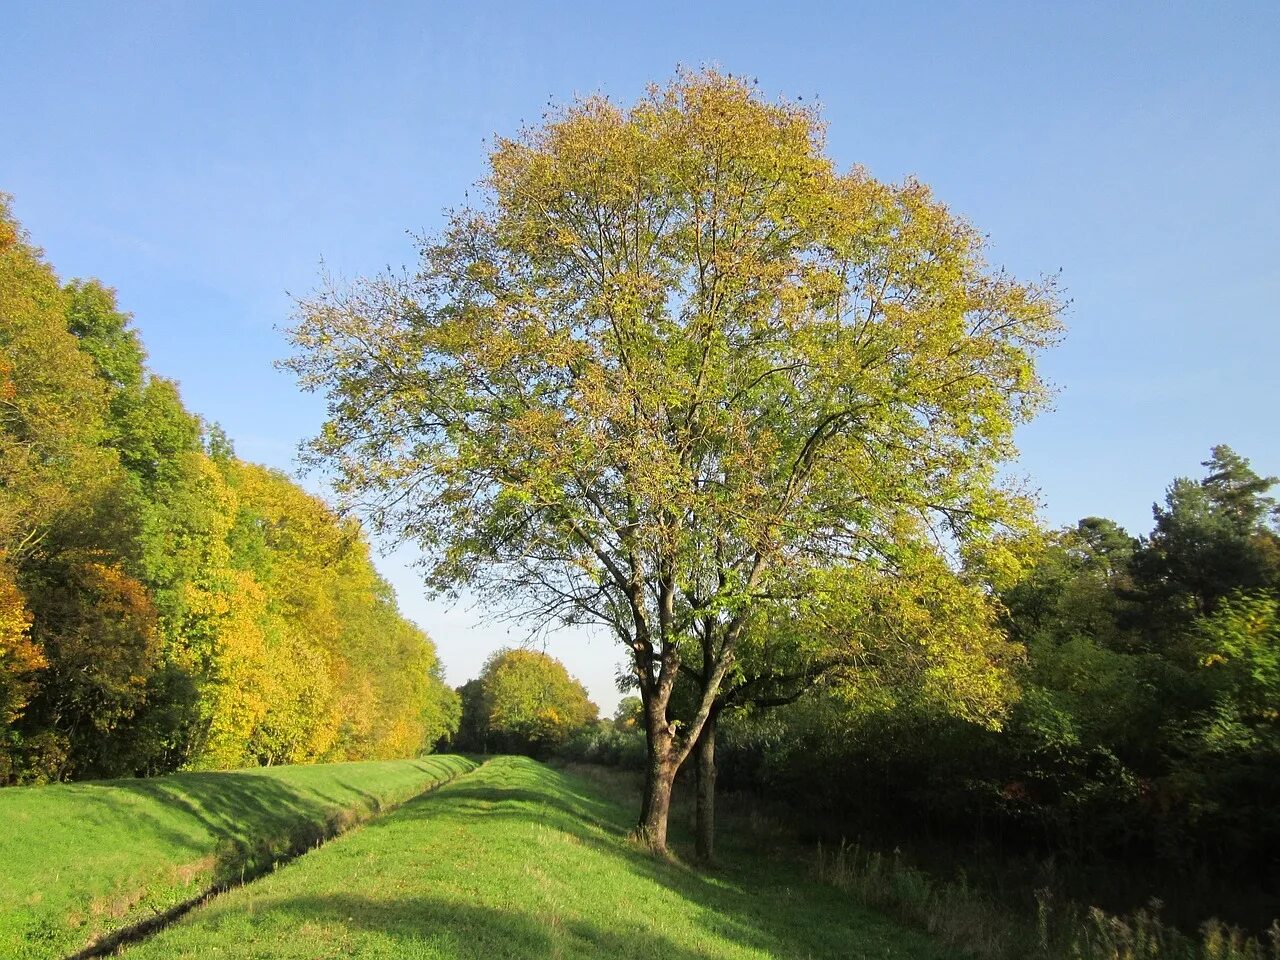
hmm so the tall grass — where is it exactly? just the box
[812,839,1280,960]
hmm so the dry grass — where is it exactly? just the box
[812,838,1280,960]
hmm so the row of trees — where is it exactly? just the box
[453,648,597,756]
[713,446,1279,917]
[0,198,459,783]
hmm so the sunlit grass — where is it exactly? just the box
[0,755,476,959]
[117,756,955,959]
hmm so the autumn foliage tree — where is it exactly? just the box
[0,195,458,782]
[0,568,40,773]
[455,648,597,755]
[285,70,1061,852]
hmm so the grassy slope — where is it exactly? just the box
[0,755,476,959]
[120,756,955,960]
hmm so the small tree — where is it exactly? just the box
[285,70,1061,852]
[613,695,644,729]
[463,648,596,756]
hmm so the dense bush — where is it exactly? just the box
[555,723,647,770]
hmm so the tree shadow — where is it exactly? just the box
[262,893,746,960]
[92,756,471,878]
[3,757,474,958]
[263,756,953,960]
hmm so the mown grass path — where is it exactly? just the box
[117,756,954,959]
[0,755,477,959]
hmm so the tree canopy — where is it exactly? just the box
[286,69,1062,851]
[454,648,597,756]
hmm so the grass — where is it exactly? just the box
[560,763,1280,960]
[113,755,956,959]
[0,754,477,959]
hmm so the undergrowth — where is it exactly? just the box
[813,839,1280,960]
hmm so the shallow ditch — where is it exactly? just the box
[63,760,484,959]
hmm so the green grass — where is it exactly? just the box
[0,754,476,959]
[115,756,955,959]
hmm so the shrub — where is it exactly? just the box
[812,839,1280,960]
[555,723,646,770]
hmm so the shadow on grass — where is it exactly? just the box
[303,757,951,960]
[266,893,745,960]
[87,757,470,882]
[16,758,475,960]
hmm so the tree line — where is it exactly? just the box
[686,445,1277,925]
[0,198,460,783]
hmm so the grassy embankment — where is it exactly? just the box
[0,755,477,959]
[115,755,954,959]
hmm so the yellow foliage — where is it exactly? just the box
[285,70,1060,790]
[0,562,43,726]
[192,571,272,769]
[0,196,457,781]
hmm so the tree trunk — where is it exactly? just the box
[636,682,682,853]
[638,698,655,825]
[694,709,717,863]
[638,749,677,853]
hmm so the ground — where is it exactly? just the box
[0,756,475,958]
[114,756,954,959]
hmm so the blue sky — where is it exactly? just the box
[4,2,1277,711]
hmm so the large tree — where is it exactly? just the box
[285,70,1061,852]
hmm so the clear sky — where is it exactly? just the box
[4,2,1277,713]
